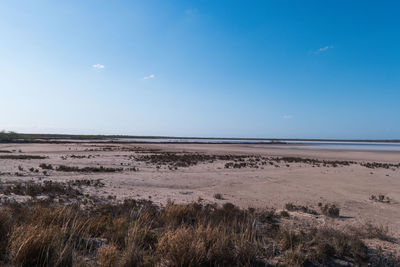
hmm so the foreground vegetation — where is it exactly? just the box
[0,140,399,266]
[0,181,397,266]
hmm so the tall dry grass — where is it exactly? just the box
[0,194,397,266]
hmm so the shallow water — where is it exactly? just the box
[116,138,274,144]
[275,141,400,151]
[115,138,400,151]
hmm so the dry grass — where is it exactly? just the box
[97,244,120,267]
[10,224,72,267]
[0,200,397,266]
[0,182,397,266]
[157,224,257,266]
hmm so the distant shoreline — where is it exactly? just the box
[1,132,399,143]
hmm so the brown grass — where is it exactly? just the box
[0,190,397,266]
[157,224,257,266]
[97,244,120,267]
[10,224,72,267]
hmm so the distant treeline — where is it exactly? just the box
[0,131,24,142]
[0,131,102,143]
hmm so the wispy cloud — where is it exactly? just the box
[314,45,334,54]
[92,64,105,69]
[143,74,155,80]
[283,115,293,119]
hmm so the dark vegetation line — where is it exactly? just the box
[134,152,400,170]
[37,163,125,173]
[0,155,47,160]
[55,165,123,173]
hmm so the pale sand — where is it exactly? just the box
[1,142,400,237]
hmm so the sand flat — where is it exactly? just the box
[1,142,399,236]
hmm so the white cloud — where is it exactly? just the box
[283,115,293,119]
[143,74,155,80]
[314,45,334,54]
[92,64,105,69]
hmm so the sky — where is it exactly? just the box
[1,1,399,139]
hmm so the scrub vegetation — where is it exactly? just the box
[0,180,398,267]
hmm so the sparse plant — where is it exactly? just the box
[320,203,340,218]
[370,194,390,203]
[285,202,318,215]
[39,163,53,170]
[214,193,223,200]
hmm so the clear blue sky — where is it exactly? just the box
[1,1,399,139]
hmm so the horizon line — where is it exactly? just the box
[3,131,400,143]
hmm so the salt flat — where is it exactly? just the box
[1,142,400,237]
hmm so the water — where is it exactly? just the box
[116,138,277,144]
[114,138,400,151]
[280,141,400,151]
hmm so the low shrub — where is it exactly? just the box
[370,194,390,203]
[320,204,340,218]
[39,163,54,170]
[214,193,223,200]
[285,202,318,215]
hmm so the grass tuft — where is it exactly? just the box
[320,203,340,218]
